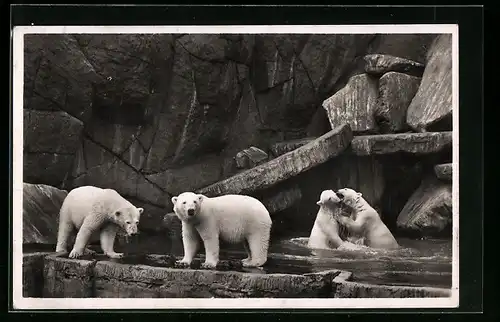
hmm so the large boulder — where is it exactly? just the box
[375,72,422,133]
[406,34,453,131]
[396,176,453,237]
[322,74,379,133]
[350,132,452,156]
[363,54,425,77]
[198,124,353,196]
[23,110,84,187]
[366,34,437,64]
[23,183,67,244]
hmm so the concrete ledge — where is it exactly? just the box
[25,252,452,298]
[23,252,51,297]
[43,253,96,298]
[331,270,451,298]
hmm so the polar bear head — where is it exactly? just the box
[171,192,205,222]
[336,188,363,208]
[113,206,143,236]
[316,189,341,206]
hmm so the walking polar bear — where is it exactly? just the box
[55,186,143,259]
[336,188,399,250]
[172,192,272,269]
[308,189,364,250]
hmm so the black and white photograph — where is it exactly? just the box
[12,24,459,309]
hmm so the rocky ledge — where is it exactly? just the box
[24,252,451,299]
[269,132,452,157]
[198,124,353,196]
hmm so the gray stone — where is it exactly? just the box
[322,74,379,133]
[24,152,75,187]
[364,54,425,76]
[197,124,353,196]
[375,72,421,133]
[332,271,451,298]
[23,252,51,297]
[43,253,96,298]
[269,138,316,158]
[146,154,223,197]
[406,35,453,131]
[396,176,453,237]
[24,110,84,154]
[262,185,302,214]
[350,132,452,156]
[434,163,453,181]
[235,146,269,169]
[23,183,68,244]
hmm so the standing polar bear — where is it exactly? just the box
[336,188,399,250]
[308,190,365,250]
[56,186,143,259]
[171,192,272,269]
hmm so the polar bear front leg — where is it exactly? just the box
[69,215,103,259]
[100,224,123,259]
[198,229,220,269]
[177,223,200,266]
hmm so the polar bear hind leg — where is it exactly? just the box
[244,227,270,267]
[55,206,74,253]
[242,239,252,266]
[100,224,123,259]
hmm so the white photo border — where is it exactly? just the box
[11,24,459,310]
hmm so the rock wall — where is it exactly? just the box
[23,33,449,236]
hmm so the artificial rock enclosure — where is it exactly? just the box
[21,33,453,298]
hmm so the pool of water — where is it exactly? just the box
[23,234,452,289]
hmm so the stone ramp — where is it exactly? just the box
[197,124,353,197]
[270,131,452,157]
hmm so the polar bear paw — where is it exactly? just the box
[106,252,124,259]
[201,261,217,269]
[68,249,84,259]
[175,259,191,268]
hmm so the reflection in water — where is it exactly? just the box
[23,234,452,289]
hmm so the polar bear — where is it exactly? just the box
[308,190,347,249]
[336,188,399,250]
[55,186,143,259]
[308,190,365,250]
[171,192,272,269]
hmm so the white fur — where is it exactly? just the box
[55,186,143,259]
[308,190,346,249]
[336,188,399,249]
[172,192,272,268]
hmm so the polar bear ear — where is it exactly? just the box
[114,210,122,217]
[171,196,178,205]
[137,207,144,215]
[357,192,362,197]
[316,200,323,206]
[197,194,204,202]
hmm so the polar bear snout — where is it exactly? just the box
[187,208,195,217]
[124,222,140,236]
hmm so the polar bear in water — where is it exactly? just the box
[308,189,364,250]
[336,188,399,250]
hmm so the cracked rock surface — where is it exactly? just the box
[23,33,448,233]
